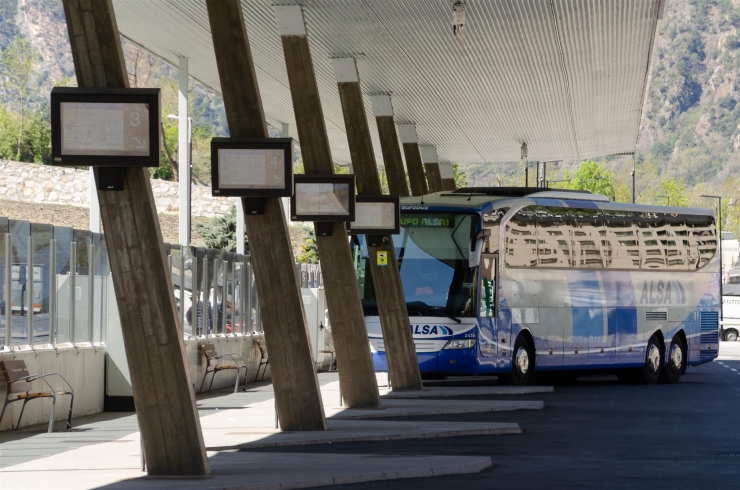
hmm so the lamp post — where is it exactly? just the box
[701,194,723,321]
[167,114,192,246]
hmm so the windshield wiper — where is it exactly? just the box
[406,301,462,324]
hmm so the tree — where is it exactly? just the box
[452,163,467,188]
[296,227,320,264]
[566,160,617,200]
[194,206,248,253]
[0,38,41,159]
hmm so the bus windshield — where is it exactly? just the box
[352,213,478,319]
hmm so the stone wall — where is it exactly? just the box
[0,159,235,217]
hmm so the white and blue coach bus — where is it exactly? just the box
[352,187,721,385]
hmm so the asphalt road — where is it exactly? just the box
[249,343,740,490]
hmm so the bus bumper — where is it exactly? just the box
[372,348,478,375]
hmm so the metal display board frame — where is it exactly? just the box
[291,174,356,223]
[210,138,294,197]
[50,87,161,167]
[347,195,400,236]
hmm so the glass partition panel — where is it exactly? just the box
[9,220,30,346]
[31,223,53,344]
[73,230,91,343]
[53,227,73,343]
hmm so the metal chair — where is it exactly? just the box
[0,360,74,433]
[199,343,248,393]
[255,339,269,381]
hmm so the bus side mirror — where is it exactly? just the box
[469,230,490,268]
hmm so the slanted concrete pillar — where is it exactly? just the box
[439,162,457,191]
[420,146,443,193]
[206,0,326,429]
[275,5,384,407]
[397,124,428,196]
[61,0,208,475]
[333,58,422,391]
[370,95,409,197]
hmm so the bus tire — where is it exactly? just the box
[725,330,738,342]
[660,334,686,384]
[641,334,663,385]
[499,335,534,386]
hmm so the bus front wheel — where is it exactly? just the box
[500,335,534,386]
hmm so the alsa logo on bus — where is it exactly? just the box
[638,280,686,305]
[410,324,453,335]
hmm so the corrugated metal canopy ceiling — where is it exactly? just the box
[112,0,661,165]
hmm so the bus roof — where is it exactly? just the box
[399,188,715,217]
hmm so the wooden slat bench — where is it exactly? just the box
[255,339,269,381]
[199,344,248,393]
[0,360,75,433]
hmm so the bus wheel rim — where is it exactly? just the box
[670,343,682,370]
[515,347,529,375]
[647,344,661,373]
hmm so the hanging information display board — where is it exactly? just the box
[348,196,400,235]
[211,138,293,197]
[291,174,355,223]
[50,87,160,167]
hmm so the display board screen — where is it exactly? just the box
[218,149,285,189]
[60,102,150,156]
[291,175,355,222]
[51,87,160,167]
[348,196,400,235]
[296,183,350,215]
[211,138,293,197]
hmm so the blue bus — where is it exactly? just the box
[353,188,720,385]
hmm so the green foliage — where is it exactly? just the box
[0,102,51,164]
[296,227,319,264]
[194,206,248,252]
[452,163,467,188]
[0,37,41,159]
[566,160,617,200]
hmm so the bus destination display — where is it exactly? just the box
[400,215,452,228]
[217,148,286,190]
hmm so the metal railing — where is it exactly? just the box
[0,217,323,350]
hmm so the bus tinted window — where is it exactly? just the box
[571,208,605,269]
[505,208,538,267]
[535,206,571,268]
[504,206,716,271]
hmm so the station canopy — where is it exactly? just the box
[113,0,663,166]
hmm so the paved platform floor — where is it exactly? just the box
[0,372,544,489]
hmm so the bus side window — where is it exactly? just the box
[480,254,497,317]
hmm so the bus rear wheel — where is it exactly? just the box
[500,335,534,386]
[660,335,686,384]
[641,334,663,385]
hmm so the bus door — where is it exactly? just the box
[478,253,497,356]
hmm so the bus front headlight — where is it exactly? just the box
[443,339,477,349]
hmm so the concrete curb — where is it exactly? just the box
[328,400,544,419]
[382,386,554,398]
[125,456,493,490]
[207,424,521,450]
